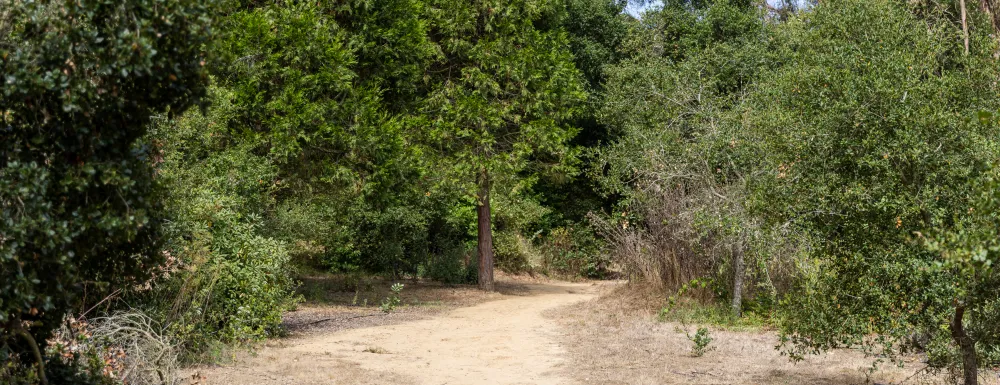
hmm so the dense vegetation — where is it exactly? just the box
[6,0,1000,384]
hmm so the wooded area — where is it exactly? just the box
[5,0,1000,384]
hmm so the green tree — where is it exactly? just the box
[0,0,212,381]
[419,0,588,290]
[595,0,777,311]
[531,0,632,234]
[211,0,446,275]
[923,162,1000,385]
[737,0,1000,382]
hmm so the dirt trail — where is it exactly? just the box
[190,281,597,385]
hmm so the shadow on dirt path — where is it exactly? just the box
[186,281,598,385]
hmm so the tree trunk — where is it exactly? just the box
[961,0,971,55]
[731,240,745,318]
[951,304,978,385]
[476,169,495,291]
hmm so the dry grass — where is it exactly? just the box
[545,283,1000,385]
[361,346,389,354]
[89,311,181,385]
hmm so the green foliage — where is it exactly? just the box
[424,245,477,284]
[593,0,791,307]
[1,353,117,385]
[658,277,770,330]
[539,224,608,278]
[1,0,212,378]
[210,0,445,276]
[660,278,713,318]
[380,283,405,313]
[142,88,299,354]
[921,162,1000,370]
[598,0,1000,378]
[418,0,589,209]
[736,0,1000,369]
[687,327,715,357]
[206,0,594,286]
[494,231,538,274]
[555,0,632,90]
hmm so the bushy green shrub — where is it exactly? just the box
[539,224,609,278]
[688,327,715,357]
[140,91,299,355]
[1,0,212,380]
[0,356,117,385]
[494,231,538,274]
[424,245,477,285]
[153,190,299,355]
[734,0,1000,380]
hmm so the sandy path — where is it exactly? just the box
[190,281,597,385]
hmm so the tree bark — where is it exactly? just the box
[961,0,971,55]
[476,169,495,291]
[731,240,745,318]
[951,304,978,385]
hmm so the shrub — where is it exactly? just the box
[141,96,300,355]
[740,1,1000,381]
[539,224,609,278]
[494,231,538,274]
[153,189,299,354]
[593,0,803,316]
[380,283,405,313]
[424,244,477,285]
[1,0,212,381]
[688,327,715,357]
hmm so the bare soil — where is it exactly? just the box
[184,279,1000,385]
[283,275,529,335]
[184,276,593,385]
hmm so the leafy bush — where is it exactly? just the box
[687,327,715,357]
[380,284,405,313]
[539,224,609,278]
[592,0,798,311]
[141,93,300,355]
[494,231,538,274]
[0,356,117,385]
[424,244,477,285]
[704,0,1000,381]
[1,0,211,381]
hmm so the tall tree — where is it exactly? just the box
[420,0,588,290]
